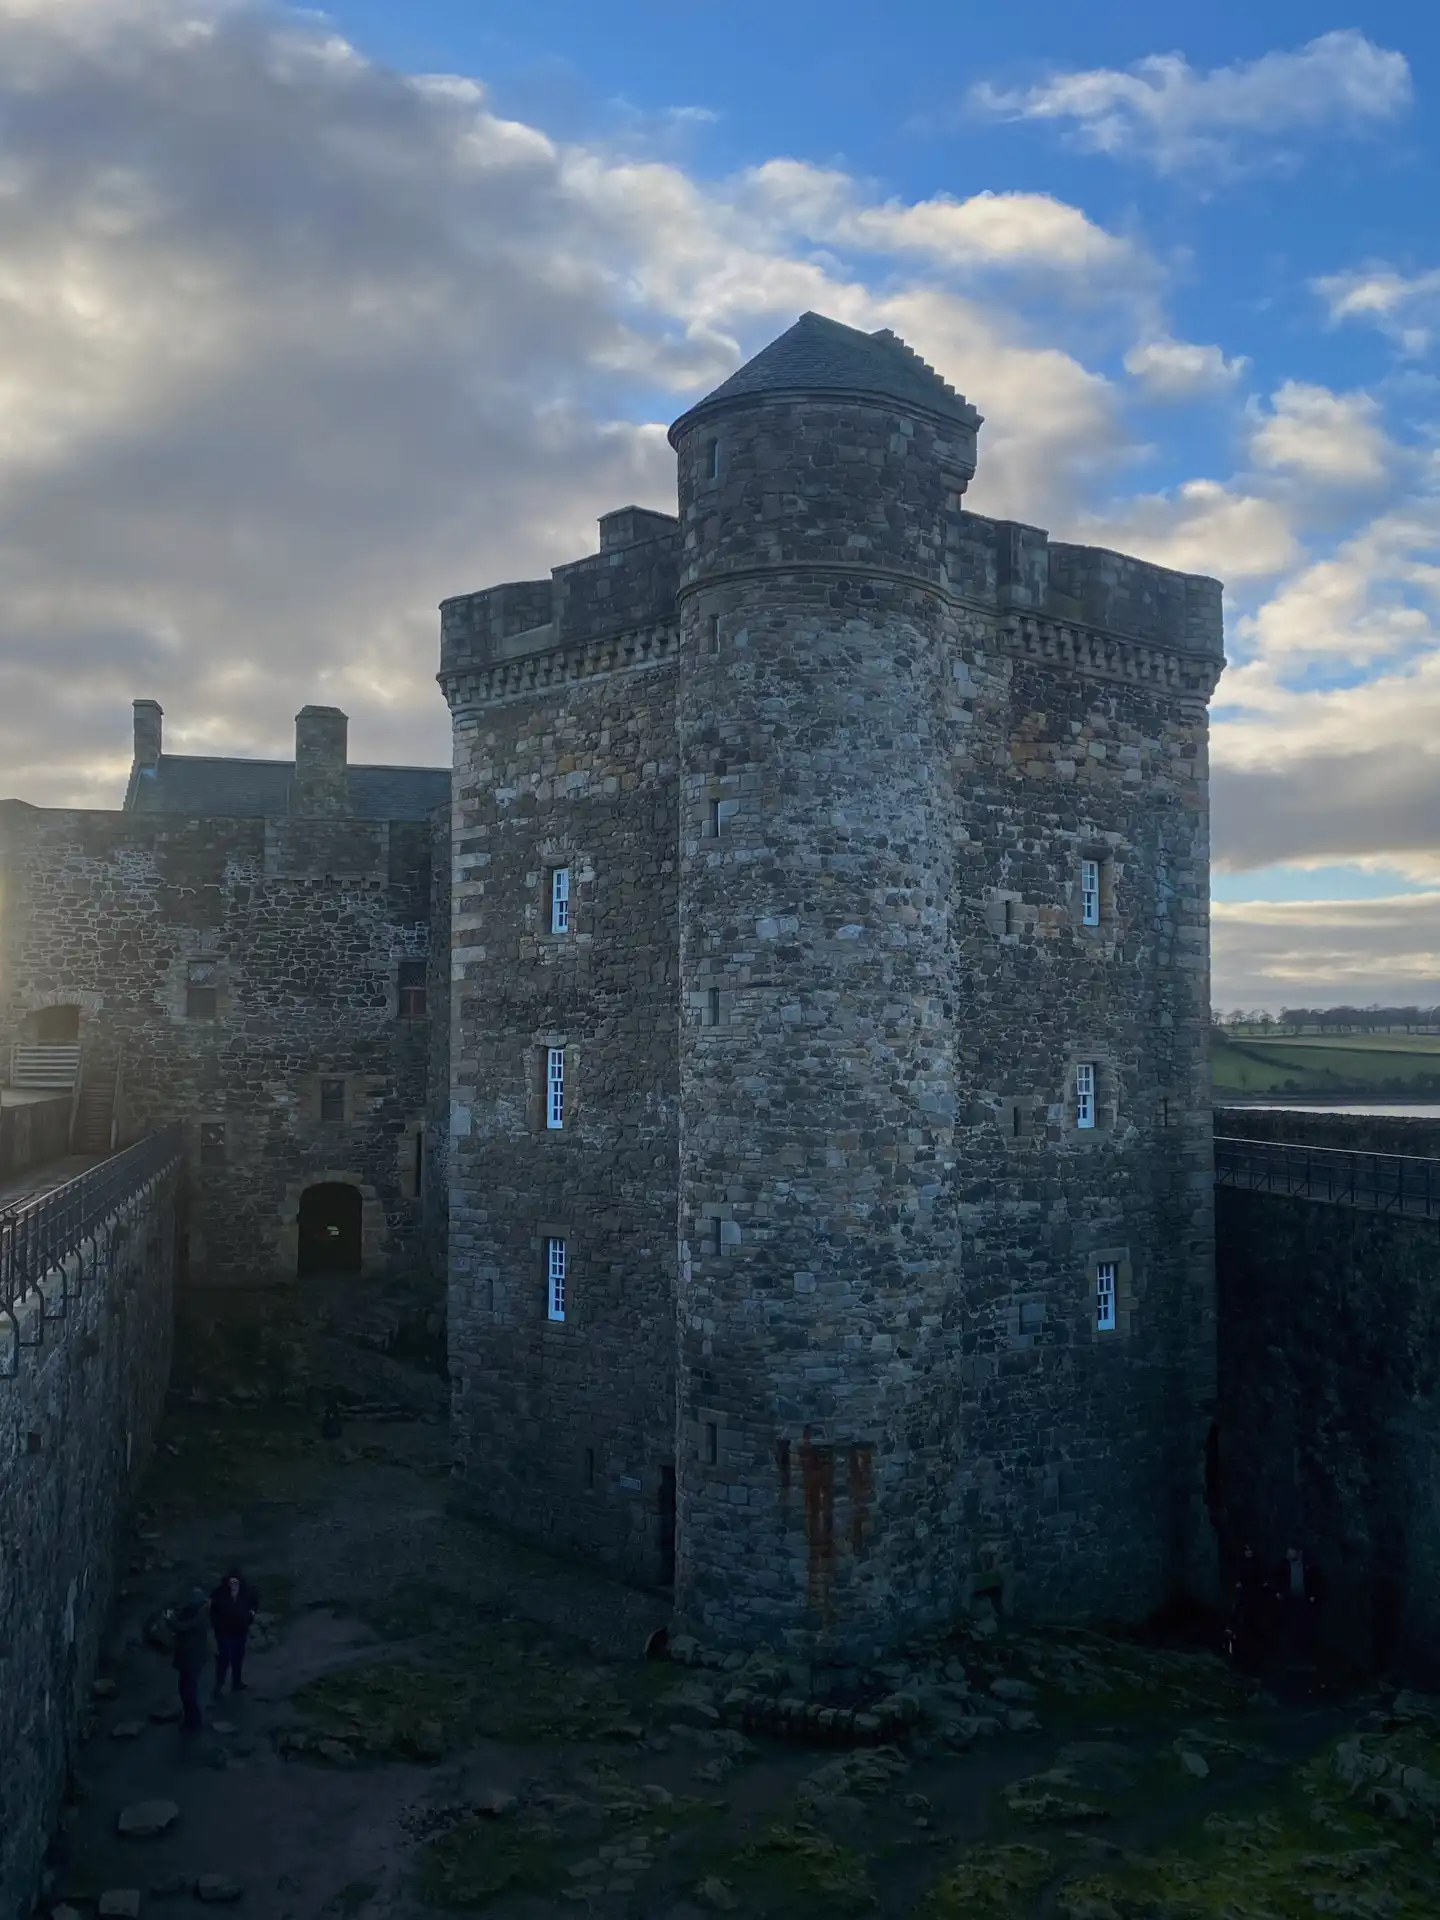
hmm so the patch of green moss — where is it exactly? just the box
[710,1823,876,1917]
[295,1602,675,1758]
[1048,1724,1440,1920]
[416,1815,568,1910]
[917,1842,1055,1918]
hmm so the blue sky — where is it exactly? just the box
[0,1,1438,1007]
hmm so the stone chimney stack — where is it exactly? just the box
[132,699,163,769]
[292,706,349,816]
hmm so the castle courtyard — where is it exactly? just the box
[33,1303,1438,1920]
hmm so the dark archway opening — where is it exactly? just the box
[297,1182,363,1276]
[33,1004,80,1043]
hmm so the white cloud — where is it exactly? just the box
[1124,336,1247,400]
[1248,381,1393,487]
[1314,262,1440,357]
[0,0,1129,808]
[744,163,1138,279]
[1214,894,1440,1009]
[1076,479,1298,582]
[970,31,1411,176]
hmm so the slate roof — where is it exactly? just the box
[669,311,981,444]
[126,755,449,821]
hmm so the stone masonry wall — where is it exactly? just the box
[443,647,680,1586]
[1215,1109,1440,1681]
[0,1158,180,1920]
[669,390,1220,1656]
[0,801,435,1286]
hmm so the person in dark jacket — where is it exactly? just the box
[210,1567,259,1697]
[1274,1544,1327,1664]
[171,1588,210,1730]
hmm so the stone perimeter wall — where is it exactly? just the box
[1215,1107,1440,1682]
[0,1162,179,1920]
[0,802,436,1285]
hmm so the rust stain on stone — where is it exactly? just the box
[799,1441,836,1615]
[849,1444,873,1554]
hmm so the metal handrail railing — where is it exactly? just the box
[1214,1134,1440,1219]
[0,1125,184,1329]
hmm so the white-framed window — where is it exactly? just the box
[546,1236,567,1321]
[1081,858,1101,927]
[550,866,570,935]
[1096,1261,1117,1332]
[1076,1062,1097,1130]
[546,1047,565,1130]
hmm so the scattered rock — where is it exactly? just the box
[117,1798,179,1838]
[210,1720,237,1736]
[110,1722,145,1741]
[51,1906,83,1920]
[91,1678,118,1700]
[990,1676,1038,1702]
[147,1874,191,1896]
[1178,1749,1211,1779]
[696,1878,740,1912]
[195,1874,244,1903]
[472,1788,517,1817]
[1007,1709,1041,1732]
[98,1895,141,1918]
[147,1704,181,1725]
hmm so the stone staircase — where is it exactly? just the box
[71,1064,118,1155]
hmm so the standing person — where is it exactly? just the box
[1274,1543,1326,1666]
[210,1566,259,1697]
[171,1588,210,1731]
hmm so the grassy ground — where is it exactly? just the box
[1213,1031,1440,1097]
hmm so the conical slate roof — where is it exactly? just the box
[668,311,981,445]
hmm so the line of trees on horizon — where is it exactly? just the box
[1212,1005,1440,1036]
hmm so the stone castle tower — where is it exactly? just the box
[439,312,1224,1658]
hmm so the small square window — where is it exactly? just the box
[320,1078,346,1124]
[186,985,218,1019]
[1081,859,1101,927]
[1096,1261,1118,1332]
[1076,1062,1097,1130]
[547,1236,567,1321]
[199,1122,226,1167]
[546,1047,565,1130]
[550,866,570,935]
[398,959,427,1020]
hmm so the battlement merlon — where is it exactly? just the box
[955,513,1224,661]
[439,505,1222,691]
[438,508,681,686]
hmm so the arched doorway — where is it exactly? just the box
[33,1004,80,1043]
[297,1182,363,1276]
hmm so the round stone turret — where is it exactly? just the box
[669,313,985,1655]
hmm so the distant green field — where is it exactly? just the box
[1212,1030,1440,1096]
